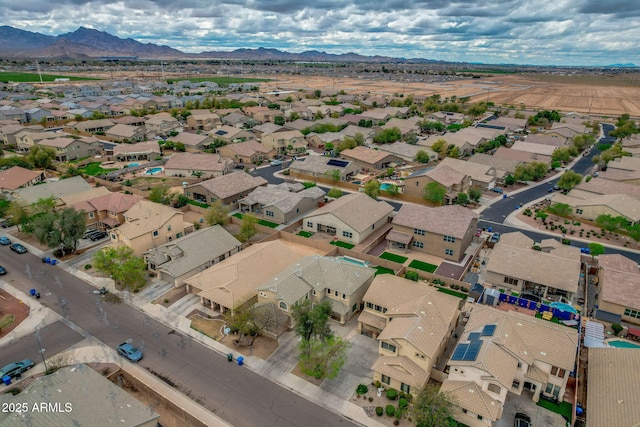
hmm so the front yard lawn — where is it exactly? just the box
[537,398,572,421]
[297,230,314,238]
[379,252,408,264]
[408,259,437,273]
[330,240,355,249]
[373,266,395,276]
[78,162,118,176]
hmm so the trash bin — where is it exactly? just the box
[45,257,50,264]
[237,356,244,366]
[50,259,57,266]
[227,353,233,362]
[2,375,11,386]
[30,289,37,297]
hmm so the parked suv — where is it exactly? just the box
[0,359,34,380]
[89,231,108,241]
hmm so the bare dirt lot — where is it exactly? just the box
[0,289,29,338]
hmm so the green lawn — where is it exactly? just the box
[437,287,467,299]
[0,72,100,83]
[297,230,314,238]
[187,200,209,209]
[77,162,118,176]
[537,398,572,421]
[330,240,355,249]
[379,252,408,264]
[232,212,278,228]
[408,259,438,273]
[373,266,395,276]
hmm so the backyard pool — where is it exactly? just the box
[144,167,164,175]
[128,163,139,167]
[337,256,370,267]
[608,339,640,349]
[380,183,395,191]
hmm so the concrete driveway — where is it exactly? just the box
[494,392,568,427]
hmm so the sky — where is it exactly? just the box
[3,0,640,66]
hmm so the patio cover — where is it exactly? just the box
[385,230,413,244]
[627,327,640,337]
[100,217,120,227]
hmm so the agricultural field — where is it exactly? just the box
[0,72,100,83]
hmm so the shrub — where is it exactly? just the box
[84,264,92,270]
[368,397,373,402]
[386,388,398,400]
[393,420,400,426]
[612,323,623,336]
[375,407,384,417]
[405,270,419,282]
[356,384,368,395]
[386,404,395,417]
[398,398,408,409]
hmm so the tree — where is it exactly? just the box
[447,146,460,159]
[595,214,626,233]
[31,207,86,255]
[411,384,455,427]
[456,192,469,206]
[148,185,172,205]
[291,300,348,380]
[93,246,147,291]
[514,162,548,182]
[557,170,583,191]
[204,200,229,226]
[239,214,258,242]
[6,202,29,232]
[363,180,381,199]
[468,186,482,203]
[172,194,190,208]
[373,127,402,144]
[624,223,640,248]
[191,170,204,178]
[424,182,446,205]
[414,150,432,163]
[547,202,572,218]
[431,139,447,159]
[27,145,56,169]
[327,188,343,198]
[274,115,285,126]
[324,169,341,182]
[588,242,605,260]
[504,174,516,186]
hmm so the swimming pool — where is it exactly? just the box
[608,339,640,349]
[128,163,139,167]
[380,183,395,191]
[145,167,164,175]
[337,256,370,267]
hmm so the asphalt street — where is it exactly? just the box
[0,249,356,427]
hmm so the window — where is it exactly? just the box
[366,302,374,309]
[517,362,522,368]
[412,241,424,249]
[477,415,483,421]
[512,380,521,389]
[176,232,183,239]
[167,224,171,231]
[413,228,425,236]
[335,291,339,297]
[624,308,640,319]
[545,383,561,398]
[550,366,566,378]
[381,375,390,385]
[445,248,454,256]
[279,301,288,311]
[265,210,274,217]
[342,293,346,299]
[306,221,313,228]
[296,208,299,213]
[400,383,410,394]
[576,208,583,215]
[443,235,456,242]
[152,230,159,238]
[327,288,331,294]
[342,231,353,238]
[313,290,317,295]
[352,303,357,312]
[487,383,501,394]
[88,212,95,219]
[462,409,467,414]
[381,341,396,353]
[504,277,519,286]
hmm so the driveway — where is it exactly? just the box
[494,392,568,427]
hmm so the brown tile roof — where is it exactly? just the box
[0,166,42,191]
[575,177,640,199]
[191,171,267,200]
[164,152,231,172]
[86,192,142,214]
[598,254,640,310]
[392,204,478,239]
[223,140,273,157]
[170,132,210,147]
[113,140,160,155]
[587,348,640,427]
[340,146,397,165]
[425,164,467,188]
[304,193,393,233]
[440,381,502,420]
[371,356,429,389]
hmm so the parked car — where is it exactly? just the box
[270,159,283,167]
[0,265,6,275]
[0,236,11,245]
[514,412,532,427]
[9,243,27,254]
[234,164,245,170]
[0,219,14,228]
[490,232,501,243]
[490,187,503,194]
[0,359,34,379]
[117,343,143,362]
[82,229,98,239]
[89,231,108,241]
[580,247,591,254]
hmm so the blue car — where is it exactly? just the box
[0,236,10,245]
[9,243,27,254]
[0,359,34,379]
[117,342,143,362]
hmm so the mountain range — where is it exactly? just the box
[0,26,404,63]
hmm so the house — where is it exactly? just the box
[594,254,640,325]
[340,146,403,172]
[252,122,283,141]
[377,141,437,163]
[15,129,60,153]
[145,225,242,287]
[11,175,93,205]
[550,190,640,224]
[467,153,521,182]
[420,127,501,157]
[145,113,181,136]
[186,109,221,131]
[426,111,465,124]
[492,146,551,166]
[484,232,581,301]
[510,140,557,158]
[524,134,568,147]
[358,275,461,394]
[587,348,640,427]
[437,157,496,190]
[239,185,325,224]
[105,123,145,142]
[261,129,307,154]
[209,125,254,144]
[72,192,142,230]
[403,165,471,204]
[185,240,304,314]
[38,136,99,162]
[220,112,253,128]
[443,305,578,427]
[0,365,159,427]
[113,140,161,162]
[302,193,393,244]
[169,132,214,152]
[73,118,115,134]
[387,204,478,262]
[289,156,360,181]
[109,200,192,256]
[257,255,376,325]
[217,140,276,165]
[184,171,267,206]
[0,166,44,193]
[164,152,232,178]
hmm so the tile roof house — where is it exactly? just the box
[169,131,214,152]
[467,153,521,180]
[216,140,276,165]
[73,118,116,134]
[145,225,242,287]
[11,175,93,205]
[185,240,304,314]
[388,204,478,262]
[437,157,496,189]
[38,135,100,162]
[377,141,437,163]
[484,232,581,301]
[420,127,501,157]
[340,146,403,172]
[144,113,181,137]
[550,189,640,224]
[303,193,393,244]
[0,166,44,193]
[443,305,578,427]
[184,171,267,206]
[492,146,551,166]
[587,348,640,427]
[208,125,254,144]
[105,123,146,142]
[186,109,221,131]
[289,156,360,181]
[239,185,325,225]
[109,200,192,256]
[403,164,471,204]
[594,253,640,325]
[219,112,253,128]
[257,255,376,325]
[164,152,232,178]
[261,129,307,154]
[113,140,161,162]
[510,140,557,157]
[72,191,142,230]
[358,275,461,395]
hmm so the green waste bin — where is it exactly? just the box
[227,353,233,362]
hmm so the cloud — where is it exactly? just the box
[0,0,637,65]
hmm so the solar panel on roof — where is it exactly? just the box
[468,332,481,341]
[463,340,483,361]
[215,130,228,135]
[451,343,469,361]
[482,324,497,337]
[327,159,349,168]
